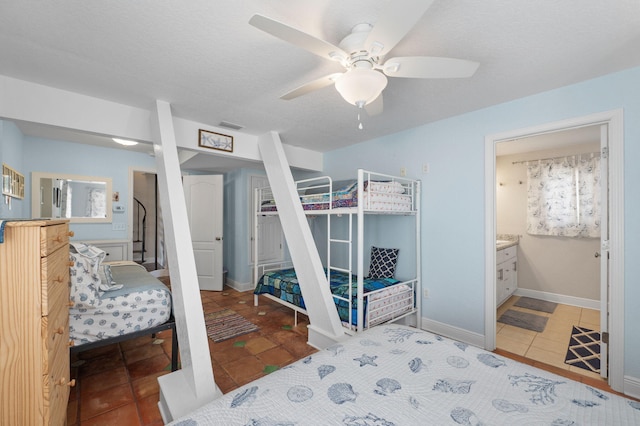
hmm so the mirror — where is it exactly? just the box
[31,172,113,223]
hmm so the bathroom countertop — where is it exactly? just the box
[497,240,518,250]
[496,234,519,251]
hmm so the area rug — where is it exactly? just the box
[498,309,548,332]
[564,325,601,373]
[513,296,557,313]
[205,309,259,342]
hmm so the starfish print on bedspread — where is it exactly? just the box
[354,354,378,367]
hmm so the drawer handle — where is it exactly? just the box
[68,340,75,347]
[68,261,74,267]
[68,300,74,307]
[68,231,75,237]
[56,377,76,387]
[55,326,64,335]
[54,275,65,283]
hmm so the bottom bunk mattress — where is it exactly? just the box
[69,262,172,345]
[169,324,640,425]
[254,268,414,326]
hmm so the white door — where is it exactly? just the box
[599,124,609,379]
[183,175,223,291]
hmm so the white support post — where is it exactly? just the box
[151,100,221,423]
[258,131,345,348]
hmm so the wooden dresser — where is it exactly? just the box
[0,219,74,425]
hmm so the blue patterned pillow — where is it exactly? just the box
[368,246,399,279]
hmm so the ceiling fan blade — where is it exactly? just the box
[364,94,383,116]
[365,0,435,56]
[382,56,479,78]
[280,73,344,100]
[250,14,348,62]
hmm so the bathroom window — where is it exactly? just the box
[526,155,600,238]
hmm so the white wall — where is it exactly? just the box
[496,143,600,301]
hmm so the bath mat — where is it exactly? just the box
[514,297,558,313]
[205,309,259,342]
[564,326,601,373]
[498,309,548,332]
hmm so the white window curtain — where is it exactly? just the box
[526,154,600,238]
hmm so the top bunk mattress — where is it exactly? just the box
[259,178,415,213]
[168,323,640,425]
[69,262,172,345]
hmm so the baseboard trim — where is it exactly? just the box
[514,288,600,310]
[225,277,254,292]
[624,375,640,400]
[420,317,485,348]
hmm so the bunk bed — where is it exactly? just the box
[168,323,640,425]
[68,243,178,371]
[253,169,421,333]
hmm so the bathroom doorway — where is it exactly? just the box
[484,109,624,392]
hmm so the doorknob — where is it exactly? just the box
[595,252,600,258]
[215,237,222,241]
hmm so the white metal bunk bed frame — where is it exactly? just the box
[253,169,421,333]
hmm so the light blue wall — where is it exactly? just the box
[23,136,156,240]
[0,120,26,218]
[223,167,267,285]
[323,66,640,378]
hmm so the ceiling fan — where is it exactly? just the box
[249,0,479,115]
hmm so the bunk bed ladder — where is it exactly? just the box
[327,211,354,329]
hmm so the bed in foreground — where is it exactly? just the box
[169,324,639,425]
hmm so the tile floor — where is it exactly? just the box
[67,289,630,425]
[497,295,603,381]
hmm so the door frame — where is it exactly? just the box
[128,166,157,262]
[484,109,624,391]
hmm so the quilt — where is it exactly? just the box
[169,324,640,425]
[254,268,410,325]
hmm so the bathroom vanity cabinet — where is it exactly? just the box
[496,245,518,307]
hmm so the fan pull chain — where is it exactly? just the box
[357,111,363,130]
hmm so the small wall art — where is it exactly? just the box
[198,129,233,152]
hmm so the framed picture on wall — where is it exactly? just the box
[198,129,234,152]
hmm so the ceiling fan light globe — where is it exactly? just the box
[335,68,387,107]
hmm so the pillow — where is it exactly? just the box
[368,246,399,279]
[69,242,119,292]
[69,252,102,307]
[101,264,123,292]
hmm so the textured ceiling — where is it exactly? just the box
[1,1,639,154]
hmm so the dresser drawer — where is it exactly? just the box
[43,340,72,426]
[40,224,70,257]
[41,244,70,316]
[42,300,70,374]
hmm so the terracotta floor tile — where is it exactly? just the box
[212,365,239,394]
[78,354,126,378]
[256,346,295,366]
[138,393,164,425]
[131,371,170,400]
[222,355,267,384]
[244,336,278,355]
[126,353,170,381]
[80,366,129,396]
[80,382,135,421]
[123,342,166,365]
[80,402,141,426]
[210,344,250,365]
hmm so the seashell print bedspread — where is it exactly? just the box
[168,324,640,425]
